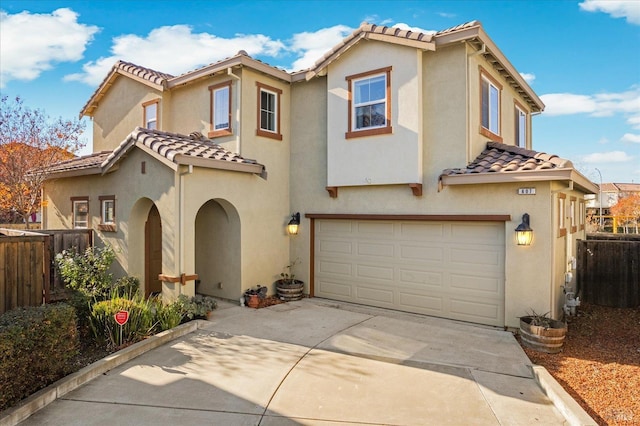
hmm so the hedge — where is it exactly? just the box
[0,303,79,411]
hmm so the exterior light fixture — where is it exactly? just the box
[515,213,533,246]
[287,212,300,235]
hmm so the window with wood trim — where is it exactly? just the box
[570,196,577,233]
[515,102,527,148]
[142,99,159,130]
[208,81,232,138]
[98,195,116,232]
[479,67,502,142]
[256,82,282,140]
[579,199,586,231]
[558,193,567,237]
[346,66,392,139]
[71,196,89,229]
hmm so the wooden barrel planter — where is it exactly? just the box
[519,316,567,354]
[276,279,304,301]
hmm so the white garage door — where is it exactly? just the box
[314,219,505,326]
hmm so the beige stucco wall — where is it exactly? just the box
[91,77,164,152]
[326,41,422,186]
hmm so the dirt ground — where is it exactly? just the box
[518,303,640,426]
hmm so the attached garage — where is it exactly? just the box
[312,216,508,327]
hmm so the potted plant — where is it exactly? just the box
[276,259,304,301]
[244,285,267,308]
[519,310,567,354]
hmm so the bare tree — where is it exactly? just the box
[0,96,86,228]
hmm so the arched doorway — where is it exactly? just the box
[145,205,163,297]
[195,199,241,299]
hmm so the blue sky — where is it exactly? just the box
[1,0,639,183]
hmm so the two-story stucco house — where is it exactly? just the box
[42,21,597,328]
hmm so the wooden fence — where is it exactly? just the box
[576,235,640,308]
[0,229,92,315]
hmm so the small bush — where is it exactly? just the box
[175,294,217,321]
[0,304,78,411]
[90,296,156,349]
[56,245,115,298]
[154,300,184,332]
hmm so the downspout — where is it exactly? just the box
[550,182,574,318]
[227,67,241,154]
[178,164,193,296]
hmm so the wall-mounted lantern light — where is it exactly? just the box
[515,213,533,246]
[287,212,300,235]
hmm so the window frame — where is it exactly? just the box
[514,101,527,148]
[479,67,502,142]
[579,199,586,231]
[557,193,567,237]
[570,196,577,234]
[208,81,233,138]
[98,195,116,232]
[345,66,393,139]
[142,99,160,130]
[71,196,89,229]
[256,82,282,141]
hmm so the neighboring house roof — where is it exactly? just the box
[304,21,543,113]
[45,128,266,179]
[440,142,598,193]
[600,183,640,193]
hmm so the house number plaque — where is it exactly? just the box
[517,188,536,195]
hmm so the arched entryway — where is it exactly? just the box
[145,205,163,297]
[194,199,241,299]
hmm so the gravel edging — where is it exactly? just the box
[531,365,597,426]
[0,320,205,426]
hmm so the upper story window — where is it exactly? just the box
[346,66,393,139]
[71,196,89,229]
[479,67,502,142]
[208,81,232,138]
[256,82,282,140]
[142,99,159,130]
[515,103,527,148]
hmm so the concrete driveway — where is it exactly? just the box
[16,299,584,425]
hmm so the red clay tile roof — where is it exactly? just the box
[43,151,112,175]
[442,142,573,177]
[116,61,175,85]
[101,128,265,176]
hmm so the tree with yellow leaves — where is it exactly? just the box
[0,96,85,228]
[610,194,640,234]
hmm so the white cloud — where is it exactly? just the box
[392,23,437,35]
[582,151,634,163]
[621,133,640,143]
[579,0,640,25]
[540,87,640,129]
[0,8,99,88]
[289,25,353,71]
[520,72,536,84]
[438,12,457,18]
[65,25,286,86]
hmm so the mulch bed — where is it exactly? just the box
[518,302,640,426]
[245,295,287,309]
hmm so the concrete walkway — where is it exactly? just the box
[14,299,591,425]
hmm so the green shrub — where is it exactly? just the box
[175,294,218,321]
[56,245,115,298]
[154,299,184,332]
[112,276,140,298]
[0,304,78,411]
[90,296,156,349]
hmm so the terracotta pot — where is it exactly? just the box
[519,316,567,354]
[246,294,260,308]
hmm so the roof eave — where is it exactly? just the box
[45,167,103,180]
[175,154,265,175]
[440,169,598,194]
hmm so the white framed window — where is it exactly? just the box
[100,196,115,224]
[515,104,527,147]
[142,99,159,130]
[256,82,282,140]
[480,67,502,142]
[71,197,89,229]
[209,81,232,138]
[558,193,567,237]
[346,66,392,139]
[570,196,577,233]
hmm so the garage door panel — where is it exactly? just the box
[399,269,443,287]
[318,220,353,234]
[318,260,353,277]
[356,264,394,281]
[356,286,394,305]
[315,219,505,327]
[357,242,395,257]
